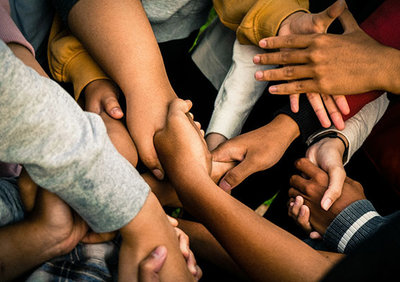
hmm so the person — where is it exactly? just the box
[0,39,198,281]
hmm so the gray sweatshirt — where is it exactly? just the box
[0,40,149,233]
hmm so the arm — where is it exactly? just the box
[55,0,179,180]
[205,38,272,149]
[155,99,342,281]
[0,41,149,233]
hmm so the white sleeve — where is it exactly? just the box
[206,39,276,139]
[307,93,390,165]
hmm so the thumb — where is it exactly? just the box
[138,142,165,180]
[139,246,167,282]
[321,165,346,210]
[211,141,245,163]
[219,159,256,191]
[313,0,346,32]
[102,94,124,119]
[339,8,359,33]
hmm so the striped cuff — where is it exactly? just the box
[323,200,387,254]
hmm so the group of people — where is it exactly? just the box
[0,0,399,281]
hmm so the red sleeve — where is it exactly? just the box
[343,0,400,121]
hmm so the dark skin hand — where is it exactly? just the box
[288,158,366,235]
[255,9,400,96]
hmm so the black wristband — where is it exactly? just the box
[308,132,349,163]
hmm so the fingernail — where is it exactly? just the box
[253,56,261,64]
[289,201,294,207]
[219,179,231,192]
[269,86,277,93]
[152,246,165,258]
[255,71,264,80]
[152,169,164,180]
[259,40,267,48]
[111,108,121,115]
[322,198,332,211]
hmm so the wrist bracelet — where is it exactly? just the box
[308,132,349,163]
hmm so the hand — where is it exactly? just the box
[127,89,176,181]
[255,9,391,97]
[211,114,299,192]
[169,216,202,280]
[138,245,201,282]
[306,134,347,210]
[30,188,89,256]
[84,79,124,119]
[154,99,212,189]
[254,0,349,130]
[288,158,365,235]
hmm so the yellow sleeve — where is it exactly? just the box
[47,15,111,101]
[214,0,309,45]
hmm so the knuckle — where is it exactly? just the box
[280,51,291,64]
[284,66,295,78]
[294,81,305,92]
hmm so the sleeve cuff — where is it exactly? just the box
[323,200,386,254]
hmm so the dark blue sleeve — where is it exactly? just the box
[52,0,80,25]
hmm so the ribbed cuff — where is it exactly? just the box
[274,95,322,143]
[324,200,386,254]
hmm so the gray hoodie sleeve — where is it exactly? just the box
[0,41,149,232]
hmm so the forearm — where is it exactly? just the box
[67,0,176,104]
[119,193,192,282]
[0,42,149,232]
[174,177,334,281]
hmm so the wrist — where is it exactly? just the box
[380,47,400,94]
[272,114,300,144]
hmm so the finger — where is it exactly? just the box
[169,99,193,117]
[211,141,245,163]
[194,265,203,281]
[138,143,165,180]
[289,175,310,194]
[219,158,257,191]
[268,80,319,95]
[291,195,304,218]
[294,158,327,182]
[339,9,359,33]
[321,165,346,211]
[138,246,167,282]
[253,49,309,65]
[321,94,345,130]
[333,95,350,115]
[194,121,201,130]
[290,94,300,113]
[255,65,313,82]
[167,215,178,227]
[312,0,346,33]
[297,205,313,233]
[176,228,190,259]
[259,34,315,49]
[186,250,198,277]
[307,93,331,128]
[103,95,124,119]
[310,231,323,240]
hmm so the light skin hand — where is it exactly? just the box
[211,114,299,192]
[288,158,365,235]
[254,8,400,96]
[306,135,348,210]
[254,0,349,130]
[84,79,124,119]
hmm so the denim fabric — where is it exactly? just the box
[0,177,24,226]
